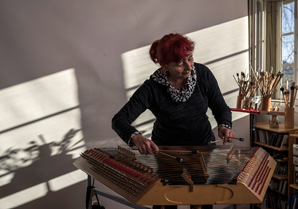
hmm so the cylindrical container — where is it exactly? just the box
[269,115,279,128]
[260,95,271,111]
[285,107,294,129]
[236,95,244,109]
[241,97,252,110]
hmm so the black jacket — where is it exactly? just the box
[112,63,232,146]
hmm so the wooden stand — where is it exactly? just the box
[285,107,294,129]
[260,95,271,111]
[236,95,244,109]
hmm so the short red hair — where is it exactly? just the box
[149,33,195,66]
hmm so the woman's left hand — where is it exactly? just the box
[218,127,235,145]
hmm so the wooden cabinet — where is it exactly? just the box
[289,133,298,193]
[254,123,298,205]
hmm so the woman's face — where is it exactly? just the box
[162,53,194,81]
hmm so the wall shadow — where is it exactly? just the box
[0,1,248,208]
[0,128,86,208]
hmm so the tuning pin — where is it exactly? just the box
[280,87,284,92]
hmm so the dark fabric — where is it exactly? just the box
[112,63,232,146]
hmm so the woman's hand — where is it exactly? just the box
[131,134,159,155]
[218,127,235,145]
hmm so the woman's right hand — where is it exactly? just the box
[131,134,159,155]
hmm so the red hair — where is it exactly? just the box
[149,33,195,66]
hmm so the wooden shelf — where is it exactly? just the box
[230,108,260,114]
[254,141,288,151]
[272,174,288,180]
[255,123,298,133]
[273,189,287,195]
[230,108,286,115]
[290,134,298,138]
[260,111,286,116]
[290,184,298,190]
[275,158,288,163]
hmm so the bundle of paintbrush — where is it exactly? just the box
[258,70,284,111]
[259,71,284,97]
[233,68,260,109]
[233,72,247,98]
[280,82,298,108]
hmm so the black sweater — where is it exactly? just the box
[112,63,232,146]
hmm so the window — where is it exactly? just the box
[280,1,295,90]
[251,0,297,100]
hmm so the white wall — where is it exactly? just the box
[0,1,249,209]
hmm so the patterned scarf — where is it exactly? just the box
[151,66,197,102]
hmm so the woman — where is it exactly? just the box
[112,33,235,155]
[112,33,235,209]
